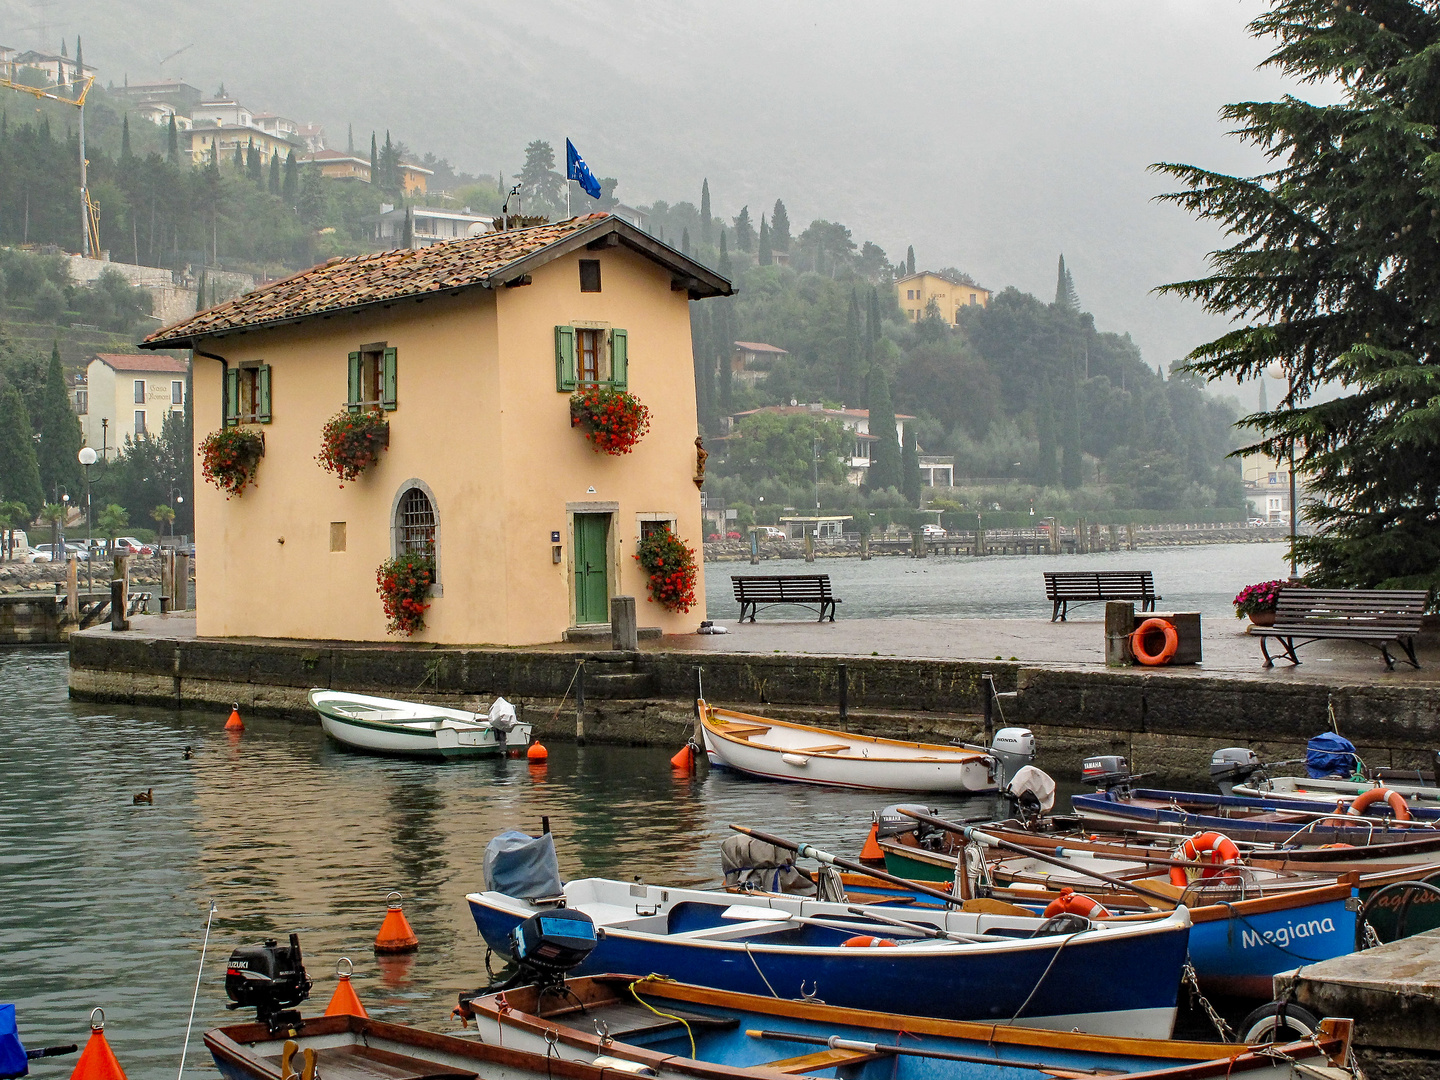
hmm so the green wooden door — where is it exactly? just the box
[574,514,610,624]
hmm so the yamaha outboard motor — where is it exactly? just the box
[877,803,940,849]
[1081,755,1132,793]
[989,728,1037,788]
[1211,748,1263,795]
[224,934,313,1034]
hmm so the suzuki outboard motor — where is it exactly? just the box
[224,934,312,1034]
[990,728,1037,788]
[1211,747,1263,795]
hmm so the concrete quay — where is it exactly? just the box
[67,612,1440,782]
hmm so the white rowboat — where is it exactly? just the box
[699,700,997,792]
[1235,773,1440,806]
[308,688,531,759]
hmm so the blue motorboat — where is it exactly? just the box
[466,877,1193,1040]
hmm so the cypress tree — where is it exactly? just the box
[283,150,298,202]
[840,289,863,406]
[268,152,281,194]
[733,205,753,252]
[246,139,262,182]
[700,179,712,245]
[370,132,378,186]
[865,366,901,492]
[1055,254,1079,310]
[233,142,244,172]
[121,114,132,160]
[757,215,771,266]
[771,199,790,252]
[401,206,415,248]
[75,36,83,75]
[36,342,82,498]
[902,427,922,506]
[865,287,880,365]
[347,123,354,154]
[167,116,178,161]
[0,385,44,516]
[906,246,916,276]
[716,235,734,412]
[1036,383,1060,487]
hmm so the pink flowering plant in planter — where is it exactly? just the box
[1233,579,1287,620]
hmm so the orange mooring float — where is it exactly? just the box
[225,703,245,731]
[70,1009,126,1080]
[374,892,420,954]
[323,958,368,1017]
[859,822,884,862]
[526,742,548,761]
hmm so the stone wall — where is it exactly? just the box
[0,595,63,644]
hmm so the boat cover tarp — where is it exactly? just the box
[1306,733,1358,779]
[484,831,563,898]
[0,1004,27,1079]
[720,835,817,895]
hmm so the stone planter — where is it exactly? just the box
[1248,611,1276,627]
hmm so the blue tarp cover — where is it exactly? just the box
[1306,732,1358,779]
[0,1003,29,1079]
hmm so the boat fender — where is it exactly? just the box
[593,1057,658,1076]
[1347,786,1411,822]
[1169,831,1241,888]
[780,753,810,767]
[1130,618,1179,666]
[841,935,898,947]
[1042,887,1110,919]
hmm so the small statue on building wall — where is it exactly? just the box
[694,435,708,489]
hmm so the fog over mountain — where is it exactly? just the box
[3,0,1318,392]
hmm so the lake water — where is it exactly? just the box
[705,541,1292,622]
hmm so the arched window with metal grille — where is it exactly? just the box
[396,487,436,556]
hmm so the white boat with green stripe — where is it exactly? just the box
[308,689,531,759]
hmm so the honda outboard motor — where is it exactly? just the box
[225,933,312,1034]
[990,728,1037,787]
[1211,747,1263,795]
[1081,755,1132,792]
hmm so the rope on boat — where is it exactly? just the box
[551,663,583,725]
[628,976,696,1058]
[741,942,781,1000]
[176,899,217,1080]
[1002,929,1076,1025]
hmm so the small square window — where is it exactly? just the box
[579,259,602,292]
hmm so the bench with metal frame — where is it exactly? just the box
[732,574,841,622]
[1043,570,1159,622]
[1251,587,1428,671]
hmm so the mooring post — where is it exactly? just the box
[610,595,638,651]
[575,660,586,744]
[859,531,870,561]
[66,557,79,620]
[175,552,190,609]
[1109,523,1120,552]
[838,663,848,720]
[750,529,759,565]
[1127,523,1136,551]
[1105,601,1136,667]
[804,529,815,563]
[694,666,705,744]
[160,553,173,614]
[981,671,993,741]
[110,577,128,631]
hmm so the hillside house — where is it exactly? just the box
[77,353,190,459]
[367,206,495,248]
[730,403,916,485]
[896,271,991,324]
[306,150,372,182]
[730,341,786,386]
[109,80,204,115]
[139,214,731,645]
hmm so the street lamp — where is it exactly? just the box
[1265,363,1300,582]
[168,486,185,542]
[78,446,97,597]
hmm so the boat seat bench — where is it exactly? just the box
[1251,587,1428,670]
[732,575,841,622]
[1043,570,1159,622]
[789,744,850,754]
[765,1048,887,1074]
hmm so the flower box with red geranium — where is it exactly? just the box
[317,410,390,485]
[634,525,698,614]
[1234,579,1287,623]
[570,387,651,455]
[199,428,265,497]
[376,551,434,636]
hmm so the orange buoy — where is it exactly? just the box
[224,702,244,731]
[1169,831,1242,888]
[374,892,419,954]
[859,823,884,862]
[324,958,368,1017]
[1042,887,1111,919]
[1348,787,1411,822]
[841,935,897,947]
[527,742,548,761]
[1130,619,1179,666]
[70,1009,127,1080]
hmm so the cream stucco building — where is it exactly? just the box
[76,353,190,458]
[140,214,730,645]
[895,271,991,324]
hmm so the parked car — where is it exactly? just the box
[922,524,946,539]
[112,537,155,556]
[1247,518,1269,527]
[34,543,85,560]
[17,547,51,563]
[757,526,787,540]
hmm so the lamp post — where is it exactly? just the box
[79,446,97,597]
[168,486,185,543]
[1265,363,1300,582]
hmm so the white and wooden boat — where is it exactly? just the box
[1235,773,1440,806]
[699,700,997,792]
[308,689,531,759]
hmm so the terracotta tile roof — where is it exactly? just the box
[94,352,189,373]
[141,214,731,348]
[733,341,788,354]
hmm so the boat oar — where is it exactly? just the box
[842,905,1002,943]
[729,825,963,908]
[743,1030,1113,1076]
[899,809,1181,909]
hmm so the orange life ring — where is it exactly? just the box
[1348,787,1411,822]
[1131,618,1179,666]
[1169,831,1242,888]
[842,935,898,948]
[1042,887,1110,919]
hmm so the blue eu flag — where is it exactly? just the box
[566,139,602,200]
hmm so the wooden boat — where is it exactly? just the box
[308,689,530,759]
[461,975,1357,1080]
[466,876,1192,1038]
[699,700,997,792]
[1235,773,1440,806]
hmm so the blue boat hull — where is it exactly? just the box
[1185,892,1356,997]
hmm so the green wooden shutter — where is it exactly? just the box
[224,368,239,427]
[555,325,576,391]
[610,328,628,389]
[256,364,272,423]
[381,347,398,410]
[347,351,362,412]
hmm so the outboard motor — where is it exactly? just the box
[224,933,313,1034]
[1211,747,1263,795]
[1081,754,1132,793]
[990,728,1037,788]
[1002,765,1057,826]
[876,803,940,848]
[487,696,517,747]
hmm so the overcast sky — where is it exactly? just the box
[7,0,1319,400]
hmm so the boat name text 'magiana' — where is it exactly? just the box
[1240,917,1337,950]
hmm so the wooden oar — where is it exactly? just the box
[743,1029,1117,1076]
[899,809,1182,909]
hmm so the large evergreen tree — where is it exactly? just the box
[120,114,132,161]
[733,205,754,252]
[166,116,178,162]
[1054,254,1079,310]
[1156,0,1440,588]
[865,366,902,491]
[268,152,281,195]
[771,199,791,252]
[839,289,864,406]
[0,384,44,516]
[35,342,82,499]
[700,179,712,245]
[1036,382,1061,487]
[282,150,298,203]
[757,215,771,265]
[906,246,916,276]
[902,427,922,506]
[370,131,378,187]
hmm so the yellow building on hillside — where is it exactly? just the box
[896,272,991,324]
[75,352,189,459]
[140,214,731,645]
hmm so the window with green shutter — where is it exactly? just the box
[255,364,272,423]
[610,328,628,389]
[227,365,271,425]
[555,325,577,391]
[224,368,240,427]
[347,351,363,413]
[381,347,397,410]
[557,325,628,390]
[348,345,394,411]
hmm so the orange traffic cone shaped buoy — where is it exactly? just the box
[859,822,884,862]
[71,1009,127,1080]
[526,742,548,761]
[225,703,244,732]
[670,743,693,770]
[374,892,419,954]
[324,958,368,1017]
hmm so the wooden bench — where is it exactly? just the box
[1043,570,1159,622]
[1252,588,1428,671]
[732,575,841,622]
